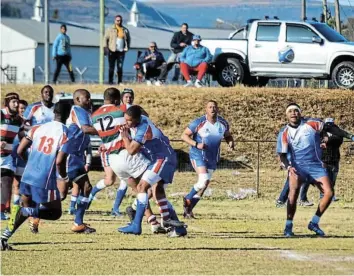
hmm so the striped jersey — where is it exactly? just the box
[23,101,54,126]
[0,108,22,157]
[21,121,71,189]
[91,104,127,154]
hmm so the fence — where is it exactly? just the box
[167,140,354,202]
[33,65,339,89]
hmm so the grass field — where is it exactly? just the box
[1,169,354,275]
[1,84,353,274]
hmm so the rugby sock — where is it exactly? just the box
[75,196,89,225]
[311,215,320,224]
[185,187,198,201]
[112,187,127,213]
[89,179,106,201]
[286,220,293,227]
[167,201,179,221]
[133,193,148,226]
[70,195,78,210]
[156,198,170,221]
[13,194,20,206]
[147,215,159,225]
[190,195,201,211]
[3,206,30,240]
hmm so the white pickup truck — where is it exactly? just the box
[202,19,354,89]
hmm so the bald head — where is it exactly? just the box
[73,89,91,110]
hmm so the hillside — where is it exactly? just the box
[2,84,354,167]
[2,84,353,140]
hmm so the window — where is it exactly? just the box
[256,24,280,42]
[286,25,318,43]
[311,23,347,42]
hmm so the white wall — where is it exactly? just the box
[1,24,37,84]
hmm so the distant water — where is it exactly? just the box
[153,4,354,28]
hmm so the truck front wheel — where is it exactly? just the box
[216,58,244,87]
[332,61,354,90]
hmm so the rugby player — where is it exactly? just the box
[181,100,234,218]
[278,103,354,237]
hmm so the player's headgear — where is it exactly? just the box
[121,88,134,100]
[4,92,20,107]
[286,103,301,114]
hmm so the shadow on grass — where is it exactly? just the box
[11,241,95,246]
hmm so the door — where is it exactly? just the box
[281,24,328,75]
[249,23,282,73]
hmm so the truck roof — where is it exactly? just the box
[251,19,322,25]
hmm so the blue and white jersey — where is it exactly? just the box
[188,115,229,167]
[64,105,92,172]
[21,121,71,189]
[63,124,91,172]
[133,116,175,163]
[23,101,54,126]
[277,118,324,164]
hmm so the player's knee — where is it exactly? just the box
[119,179,128,190]
[84,183,92,195]
[193,173,210,192]
[323,188,334,199]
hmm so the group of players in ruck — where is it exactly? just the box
[1,85,353,250]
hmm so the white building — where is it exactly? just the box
[1,0,232,84]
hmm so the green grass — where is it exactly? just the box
[1,170,354,275]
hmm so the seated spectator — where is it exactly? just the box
[135,42,166,85]
[179,35,212,88]
[155,23,193,86]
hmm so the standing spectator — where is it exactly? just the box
[320,118,344,201]
[52,24,75,84]
[180,35,212,88]
[137,42,166,85]
[155,23,193,86]
[104,15,131,85]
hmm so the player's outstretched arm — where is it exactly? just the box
[324,124,354,141]
[81,124,99,136]
[17,136,32,161]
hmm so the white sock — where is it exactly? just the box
[311,215,320,224]
[137,193,148,205]
[286,220,293,226]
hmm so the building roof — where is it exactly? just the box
[2,17,232,50]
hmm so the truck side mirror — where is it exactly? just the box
[312,36,323,44]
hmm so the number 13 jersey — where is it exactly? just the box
[91,104,128,154]
[21,121,70,189]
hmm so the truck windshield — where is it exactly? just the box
[311,23,347,42]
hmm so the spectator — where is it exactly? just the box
[155,23,193,86]
[320,118,344,201]
[180,35,212,88]
[136,42,166,86]
[52,24,75,84]
[104,15,131,85]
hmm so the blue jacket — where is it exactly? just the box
[52,33,71,57]
[180,45,212,67]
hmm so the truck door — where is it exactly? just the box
[249,22,282,73]
[280,23,328,75]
